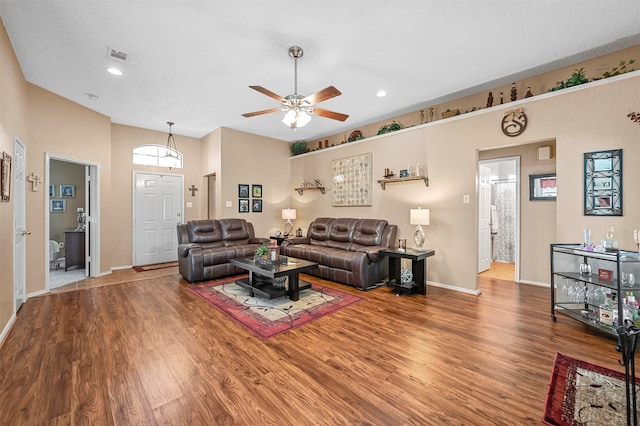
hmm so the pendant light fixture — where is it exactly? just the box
[164,121,181,169]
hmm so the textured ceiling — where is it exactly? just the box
[1,1,639,142]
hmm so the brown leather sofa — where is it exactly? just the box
[177,218,268,283]
[280,217,397,290]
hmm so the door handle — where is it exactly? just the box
[20,230,31,236]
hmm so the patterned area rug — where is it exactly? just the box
[543,352,640,426]
[187,276,363,338]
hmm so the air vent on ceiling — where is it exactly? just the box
[107,47,128,62]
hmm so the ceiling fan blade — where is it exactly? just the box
[312,107,349,122]
[303,86,342,105]
[248,86,286,103]
[242,108,283,118]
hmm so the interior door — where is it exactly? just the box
[478,165,492,273]
[13,137,27,310]
[133,172,183,266]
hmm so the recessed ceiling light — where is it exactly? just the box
[107,67,123,76]
[376,90,387,97]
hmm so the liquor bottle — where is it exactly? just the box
[599,293,613,326]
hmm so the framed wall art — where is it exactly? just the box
[1,151,11,202]
[50,199,66,212]
[252,184,262,198]
[252,199,262,212]
[584,149,622,216]
[238,184,249,198]
[529,173,557,201]
[60,184,75,198]
[238,199,249,213]
[331,152,373,207]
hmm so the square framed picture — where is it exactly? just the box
[252,184,262,198]
[238,198,249,213]
[50,199,66,212]
[238,184,249,198]
[60,184,75,198]
[252,199,262,213]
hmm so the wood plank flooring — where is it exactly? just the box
[0,271,623,425]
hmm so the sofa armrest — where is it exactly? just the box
[250,237,270,245]
[354,245,387,263]
[281,237,310,250]
[178,243,201,258]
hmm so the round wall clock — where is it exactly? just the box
[501,109,528,137]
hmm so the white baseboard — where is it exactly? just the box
[111,265,132,271]
[428,280,482,296]
[0,313,16,347]
[517,279,550,287]
[27,289,48,298]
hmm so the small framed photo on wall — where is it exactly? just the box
[238,184,249,198]
[239,199,249,213]
[252,184,262,198]
[252,199,262,213]
[49,185,55,197]
[60,184,75,198]
[50,199,66,212]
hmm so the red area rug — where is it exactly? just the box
[543,352,640,426]
[133,261,178,272]
[187,275,363,339]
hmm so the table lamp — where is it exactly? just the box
[410,207,430,248]
[282,208,296,236]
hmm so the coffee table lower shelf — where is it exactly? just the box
[235,277,312,300]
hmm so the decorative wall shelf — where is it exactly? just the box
[295,186,325,195]
[377,176,429,190]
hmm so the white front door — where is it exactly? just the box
[478,165,492,273]
[133,172,183,266]
[13,138,27,310]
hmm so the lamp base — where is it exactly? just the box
[414,225,425,248]
[284,220,293,236]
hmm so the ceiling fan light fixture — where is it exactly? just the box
[281,109,311,128]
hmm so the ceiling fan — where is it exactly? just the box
[242,46,349,129]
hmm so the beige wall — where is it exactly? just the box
[110,124,203,267]
[0,18,28,335]
[217,127,292,238]
[291,73,640,292]
[26,84,113,291]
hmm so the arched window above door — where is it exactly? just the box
[132,144,183,169]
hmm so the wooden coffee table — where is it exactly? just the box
[230,256,318,301]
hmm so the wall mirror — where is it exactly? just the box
[529,173,557,201]
[584,149,622,216]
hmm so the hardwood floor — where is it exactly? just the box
[0,270,623,425]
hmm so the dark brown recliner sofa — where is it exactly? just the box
[280,217,397,290]
[177,218,268,283]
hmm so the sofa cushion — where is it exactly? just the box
[308,218,335,247]
[188,220,222,243]
[220,218,251,244]
[352,219,388,246]
[326,218,358,251]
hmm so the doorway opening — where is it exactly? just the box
[478,157,520,282]
[206,173,216,219]
[46,154,100,290]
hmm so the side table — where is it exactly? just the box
[380,247,435,295]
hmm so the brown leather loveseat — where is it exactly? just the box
[280,217,397,290]
[177,218,268,283]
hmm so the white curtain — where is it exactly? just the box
[492,182,516,263]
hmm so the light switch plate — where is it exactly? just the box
[186,202,192,208]
[463,194,470,204]
[226,200,232,207]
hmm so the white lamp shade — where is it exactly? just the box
[282,208,297,220]
[410,208,430,225]
[281,110,311,128]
